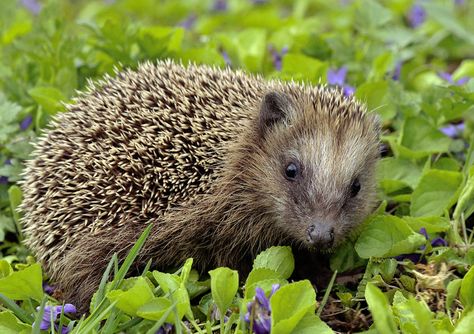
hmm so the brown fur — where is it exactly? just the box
[20,60,380,311]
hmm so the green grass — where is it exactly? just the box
[1,0,474,333]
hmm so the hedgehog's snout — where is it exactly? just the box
[307,222,335,248]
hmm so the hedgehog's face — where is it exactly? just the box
[255,91,380,250]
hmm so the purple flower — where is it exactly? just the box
[0,176,8,185]
[21,0,41,15]
[396,253,423,263]
[392,61,402,81]
[36,304,76,333]
[213,0,228,12]
[396,227,447,262]
[431,237,448,247]
[20,115,33,131]
[245,284,280,334]
[407,4,426,28]
[438,72,470,86]
[43,283,55,295]
[269,45,288,71]
[327,67,355,96]
[220,49,232,67]
[440,123,465,138]
[454,0,465,5]
[178,14,197,30]
[156,323,173,334]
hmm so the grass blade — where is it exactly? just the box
[31,295,48,334]
[0,292,35,324]
[317,269,338,317]
[111,223,153,290]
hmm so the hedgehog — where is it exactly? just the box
[20,60,380,311]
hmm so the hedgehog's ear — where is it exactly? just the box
[258,92,293,137]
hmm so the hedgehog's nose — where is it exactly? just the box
[307,223,335,248]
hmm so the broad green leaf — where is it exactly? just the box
[289,312,333,334]
[246,268,283,286]
[354,0,393,31]
[0,260,13,278]
[152,272,181,293]
[452,309,474,334]
[271,280,316,334]
[137,297,173,321]
[405,298,436,334]
[365,283,397,334]
[106,277,154,316]
[8,185,22,225]
[244,268,286,299]
[426,4,474,44]
[209,267,238,318]
[368,52,394,82]
[253,246,294,279]
[355,81,395,121]
[282,53,327,82]
[330,238,366,273]
[28,86,67,114]
[0,311,31,334]
[432,157,461,172]
[454,166,474,221]
[0,263,43,301]
[355,215,426,258]
[446,279,462,311]
[453,59,474,79]
[377,157,423,189]
[410,169,463,217]
[392,291,436,334]
[400,118,452,156]
[460,266,474,310]
[404,216,450,233]
[170,286,192,320]
[235,29,266,72]
[180,258,193,284]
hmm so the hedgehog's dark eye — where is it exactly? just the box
[350,178,361,197]
[285,162,299,181]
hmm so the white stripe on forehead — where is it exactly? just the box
[295,131,369,203]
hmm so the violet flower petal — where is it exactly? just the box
[255,287,270,311]
[270,283,280,296]
[455,77,470,85]
[408,4,426,28]
[440,123,464,138]
[21,0,41,15]
[431,237,448,247]
[392,61,402,81]
[0,176,8,185]
[62,304,77,314]
[20,115,33,131]
[419,227,429,239]
[221,50,232,67]
[43,283,55,295]
[327,67,347,86]
[179,14,196,30]
[253,317,271,334]
[343,85,355,96]
[213,0,227,12]
[438,72,454,83]
[395,253,423,263]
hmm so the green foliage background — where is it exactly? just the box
[0,0,474,333]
